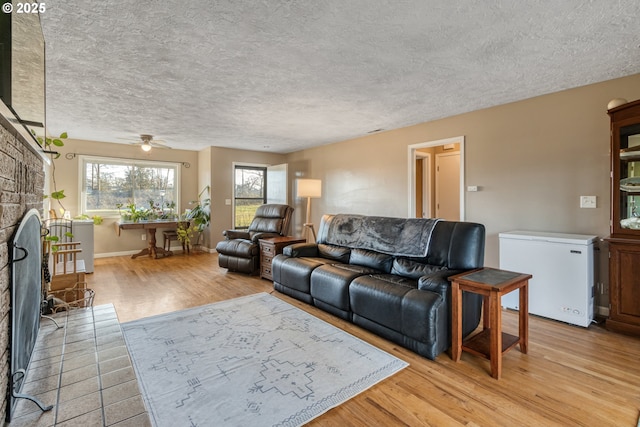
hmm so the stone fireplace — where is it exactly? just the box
[0,111,46,421]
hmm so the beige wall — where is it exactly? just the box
[48,73,640,311]
[285,74,640,278]
[205,147,287,248]
[50,139,199,255]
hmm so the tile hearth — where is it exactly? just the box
[7,304,151,427]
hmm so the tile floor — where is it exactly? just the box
[7,304,151,427]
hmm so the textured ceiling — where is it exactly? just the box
[40,0,640,153]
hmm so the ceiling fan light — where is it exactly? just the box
[141,141,152,152]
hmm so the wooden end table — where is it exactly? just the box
[449,267,532,379]
[259,236,306,280]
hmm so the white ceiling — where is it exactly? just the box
[40,1,640,153]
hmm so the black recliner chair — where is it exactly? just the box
[216,204,294,274]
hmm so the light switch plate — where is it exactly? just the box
[580,196,596,208]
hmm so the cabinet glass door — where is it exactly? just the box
[619,123,640,230]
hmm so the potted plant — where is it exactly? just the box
[116,202,151,223]
[180,185,211,249]
[38,131,68,216]
[163,201,177,219]
[175,221,196,251]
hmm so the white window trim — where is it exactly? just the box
[231,161,268,229]
[78,155,181,217]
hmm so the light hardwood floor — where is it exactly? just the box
[87,252,640,426]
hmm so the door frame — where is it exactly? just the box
[415,151,431,218]
[407,136,465,220]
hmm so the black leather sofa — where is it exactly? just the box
[271,214,485,360]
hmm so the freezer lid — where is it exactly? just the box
[499,230,598,245]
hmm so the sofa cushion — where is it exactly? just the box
[247,204,291,234]
[310,263,379,318]
[349,275,416,332]
[418,269,459,295]
[248,218,282,234]
[318,244,351,263]
[391,258,447,280]
[349,274,444,344]
[349,248,393,273]
[272,256,330,294]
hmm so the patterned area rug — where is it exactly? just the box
[122,293,408,427]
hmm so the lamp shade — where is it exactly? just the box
[296,179,322,198]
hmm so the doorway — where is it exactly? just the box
[415,152,431,218]
[407,136,465,220]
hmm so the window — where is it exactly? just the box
[234,165,266,228]
[80,156,179,215]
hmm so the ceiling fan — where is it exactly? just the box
[130,134,170,152]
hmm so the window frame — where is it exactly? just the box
[78,155,181,217]
[233,163,267,229]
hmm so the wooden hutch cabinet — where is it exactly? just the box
[607,99,640,336]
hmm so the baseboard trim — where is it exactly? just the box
[95,246,213,258]
[95,250,139,258]
[597,306,610,317]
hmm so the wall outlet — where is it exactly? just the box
[580,195,596,208]
[141,234,146,241]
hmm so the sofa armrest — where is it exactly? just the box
[251,232,280,243]
[223,230,250,240]
[418,269,463,297]
[283,243,319,257]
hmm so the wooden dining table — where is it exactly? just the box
[115,220,180,259]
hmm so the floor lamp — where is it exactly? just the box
[297,179,322,242]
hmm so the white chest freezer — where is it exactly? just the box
[48,219,95,273]
[499,230,597,327]
[71,220,95,273]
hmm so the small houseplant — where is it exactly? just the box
[38,131,68,215]
[116,202,151,223]
[179,185,211,249]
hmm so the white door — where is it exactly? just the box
[267,163,288,205]
[435,152,460,220]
